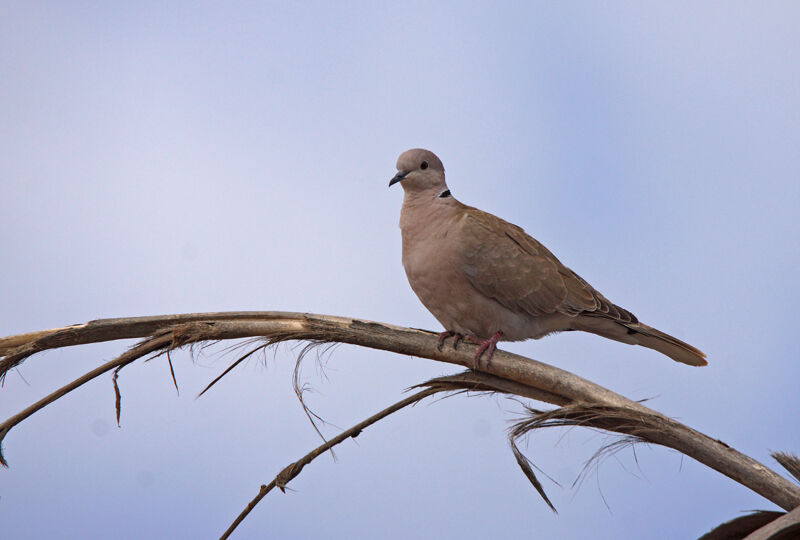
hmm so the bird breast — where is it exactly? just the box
[398,198,542,340]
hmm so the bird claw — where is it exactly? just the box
[469,331,504,370]
[436,330,464,351]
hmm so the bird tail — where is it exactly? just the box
[630,323,707,366]
[572,316,707,366]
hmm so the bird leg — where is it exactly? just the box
[467,331,505,369]
[436,330,464,351]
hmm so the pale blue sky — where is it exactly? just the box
[2,3,799,539]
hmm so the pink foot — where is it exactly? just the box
[468,331,504,369]
[437,330,464,351]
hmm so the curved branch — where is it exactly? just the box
[2,311,799,512]
[745,505,800,540]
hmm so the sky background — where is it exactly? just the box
[2,2,799,539]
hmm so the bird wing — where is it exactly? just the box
[458,205,636,323]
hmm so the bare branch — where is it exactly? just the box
[699,511,785,540]
[2,311,800,514]
[744,505,800,540]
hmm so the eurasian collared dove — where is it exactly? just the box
[390,148,706,368]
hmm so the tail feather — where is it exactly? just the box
[572,316,707,366]
[631,323,707,366]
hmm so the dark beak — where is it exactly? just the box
[389,171,408,187]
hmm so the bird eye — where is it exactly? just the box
[420,161,428,170]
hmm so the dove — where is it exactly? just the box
[389,148,706,368]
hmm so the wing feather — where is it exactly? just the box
[458,205,636,324]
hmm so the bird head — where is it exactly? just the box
[389,148,447,193]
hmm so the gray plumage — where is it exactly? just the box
[390,148,706,367]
